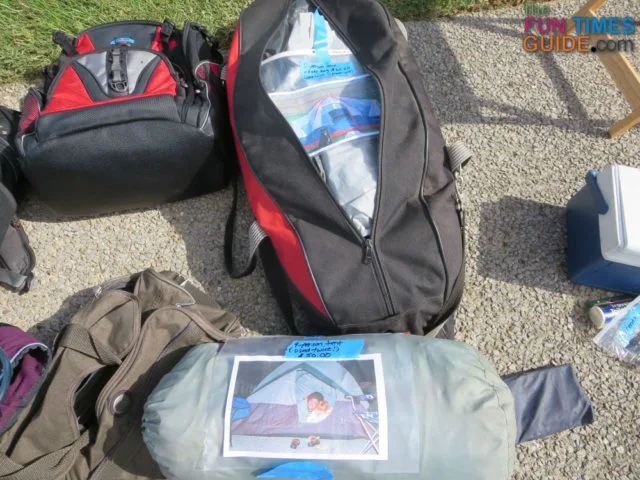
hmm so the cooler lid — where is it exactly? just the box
[597,165,640,268]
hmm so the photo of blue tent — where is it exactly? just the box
[231,360,374,439]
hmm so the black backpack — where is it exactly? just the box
[0,107,34,293]
[225,0,470,336]
[16,20,233,216]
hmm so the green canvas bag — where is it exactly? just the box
[0,269,243,480]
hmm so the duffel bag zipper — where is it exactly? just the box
[257,0,395,316]
[307,0,394,316]
[92,292,141,417]
[319,0,453,315]
[93,273,219,416]
[362,238,394,315]
[258,80,394,316]
[95,305,232,417]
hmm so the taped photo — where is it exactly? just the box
[223,354,388,461]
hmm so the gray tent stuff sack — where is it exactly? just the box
[142,334,517,480]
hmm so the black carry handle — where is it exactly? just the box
[224,176,298,333]
[52,31,78,56]
[190,22,219,50]
[107,47,128,95]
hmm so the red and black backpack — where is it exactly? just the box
[17,20,233,215]
[225,0,469,336]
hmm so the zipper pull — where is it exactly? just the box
[175,302,195,308]
[362,238,373,265]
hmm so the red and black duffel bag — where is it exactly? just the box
[17,20,233,215]
[225,0,470,336]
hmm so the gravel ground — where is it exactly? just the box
[1,0,639,478]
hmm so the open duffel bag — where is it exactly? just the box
[17,20,233,216]
[226,0,471,336]
[0,269,243,480]
[142,335,517,480]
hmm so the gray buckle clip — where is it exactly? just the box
[108,47,128,94]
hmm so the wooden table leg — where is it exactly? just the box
[609,108,640,138]
[566,0,607,34]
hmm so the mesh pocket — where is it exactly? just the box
[18,90,42,135]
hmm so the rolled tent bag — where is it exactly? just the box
[143,334,518,480]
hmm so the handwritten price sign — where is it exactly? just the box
[300,61,356,80]
[285,339,364,359]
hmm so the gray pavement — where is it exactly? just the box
[1,0,639,478]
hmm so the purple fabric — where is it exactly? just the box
[231,401,367,438]
[0,325,48,432]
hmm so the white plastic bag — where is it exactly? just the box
[593,295,640,364]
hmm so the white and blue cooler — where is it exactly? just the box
[566,165,640,294]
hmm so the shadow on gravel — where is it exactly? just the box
[26,287,95,347]
[568,301,596,340]
[16,195,151,223]
[158,186,289,336]
[410,17,610,137]
[477,196,574,292]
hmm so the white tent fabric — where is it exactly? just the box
[247,361,363,406]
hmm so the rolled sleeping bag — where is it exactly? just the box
[142,334,517,480]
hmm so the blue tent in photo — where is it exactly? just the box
[232,362,369,439]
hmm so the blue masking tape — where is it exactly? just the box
[285,339,364,359]
[258,461,334,480]
[313,9,331,64]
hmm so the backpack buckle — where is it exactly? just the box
[108,47,128,95]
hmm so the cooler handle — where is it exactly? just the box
[586,170,609,215]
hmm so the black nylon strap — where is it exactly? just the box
[224,176,259,278]
[223,176,298,333]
